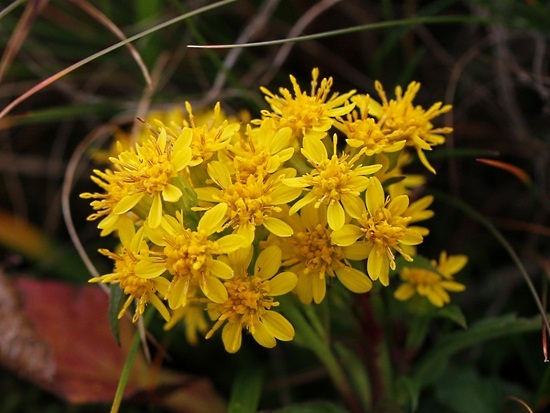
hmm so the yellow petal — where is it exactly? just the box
[366,177,384,216]
[268,271,298,296]
[216,234,246,254]
[394,284,415,301]
[327,201,345,231]
[302,135,327,165]
[168,277,188,309]
[264,217,293,237]
[388,195,409,216]
[335,267,372,293]
[262,311,294,341]
[270,185,302,204]
[251,321,277,348]
[331,224,363,247]
[162,183,183,202]
[255,245,282,279]
[222,322,242,353]
[148,193,163,228]
[208,161,232,188]
[113,193,144,214]
[341,193,366,219]
[343,242,371,260]
[201,276,228,303]
[367,247,389,285]
[148,293,170,322]
[312,275,327,304]
[209,258,234,279]
[135,260,166,279]
[198,203,227,234]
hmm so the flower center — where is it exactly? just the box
[362,208,411,249]
[164,230,214,277]
[292,224,344,277]
[220,274,275,332]
[401,268,441,286]
[221,175,277,226]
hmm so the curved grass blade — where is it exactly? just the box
[188,15,493,49]
[433,191,550,345]
[0,0,237,121]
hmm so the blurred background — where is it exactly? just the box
[1,0,549,412]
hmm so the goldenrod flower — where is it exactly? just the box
[229,118,294,180]
[110,127,193,228]
[89,226,170,323]
[206,245,298,353]
[163,294,209,345]
[269,203,372,304]
[337,95,406,156]
[284,135,381,231]
[180,101,240,167]
[370,81,452,174]
[137,203,244,309]
[259,68,356,140]
[80,168,138,236]
[394,251,467,307]
[195,161,302,244]
[331,177,424,286]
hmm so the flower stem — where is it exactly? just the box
[280,297,363,413]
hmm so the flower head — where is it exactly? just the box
[110,127,193,228]
[196,162,301,244]
[89,226,170,323]
[259,68,356,140]
[337,94,406,156]
[80,168,138,236]
[285,135,381,231]
[369,81,452,174]
[331,177,425,286]
[394,251,467,307]
[137,203,244,310]
[268,203,372,304]
[206,245,298,353]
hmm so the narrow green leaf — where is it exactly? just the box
[228,367,264,413]
[412,313,543,388]
[434,304,467,329]
[108,285,124,346]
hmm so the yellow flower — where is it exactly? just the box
[267,203,372,304]
[80,168,138,236]
[110,127,193,228]
[89,226,170,323]
[205,245,298,353]
[228,118,295,180]
[373,152,427,198]
[163,294,209,345]
[369,81,452,174]
[331,177,425,286]
[337,94,406,156]
[258,68,356,140]
[284,134,381,231]
[180,101,240,167]
[195,161,302,244]
[137,203,244,310]
[394,251,467,307]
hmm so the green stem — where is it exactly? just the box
[110,310,153,413]
[280,297,362,413]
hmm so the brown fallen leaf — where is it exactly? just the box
[0,271,55,386]
[7,276,226,412]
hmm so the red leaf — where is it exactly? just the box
[13,278,226,412]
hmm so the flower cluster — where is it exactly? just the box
[82,68,461,352]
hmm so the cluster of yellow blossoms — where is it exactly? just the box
[81,68,466,353]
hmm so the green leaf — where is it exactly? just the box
[108,285,124,346]
[434,304,467,329]
[227,367,264,413]
[411,313,543,389]
[333,343,372,412]
[274,401,350,413]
